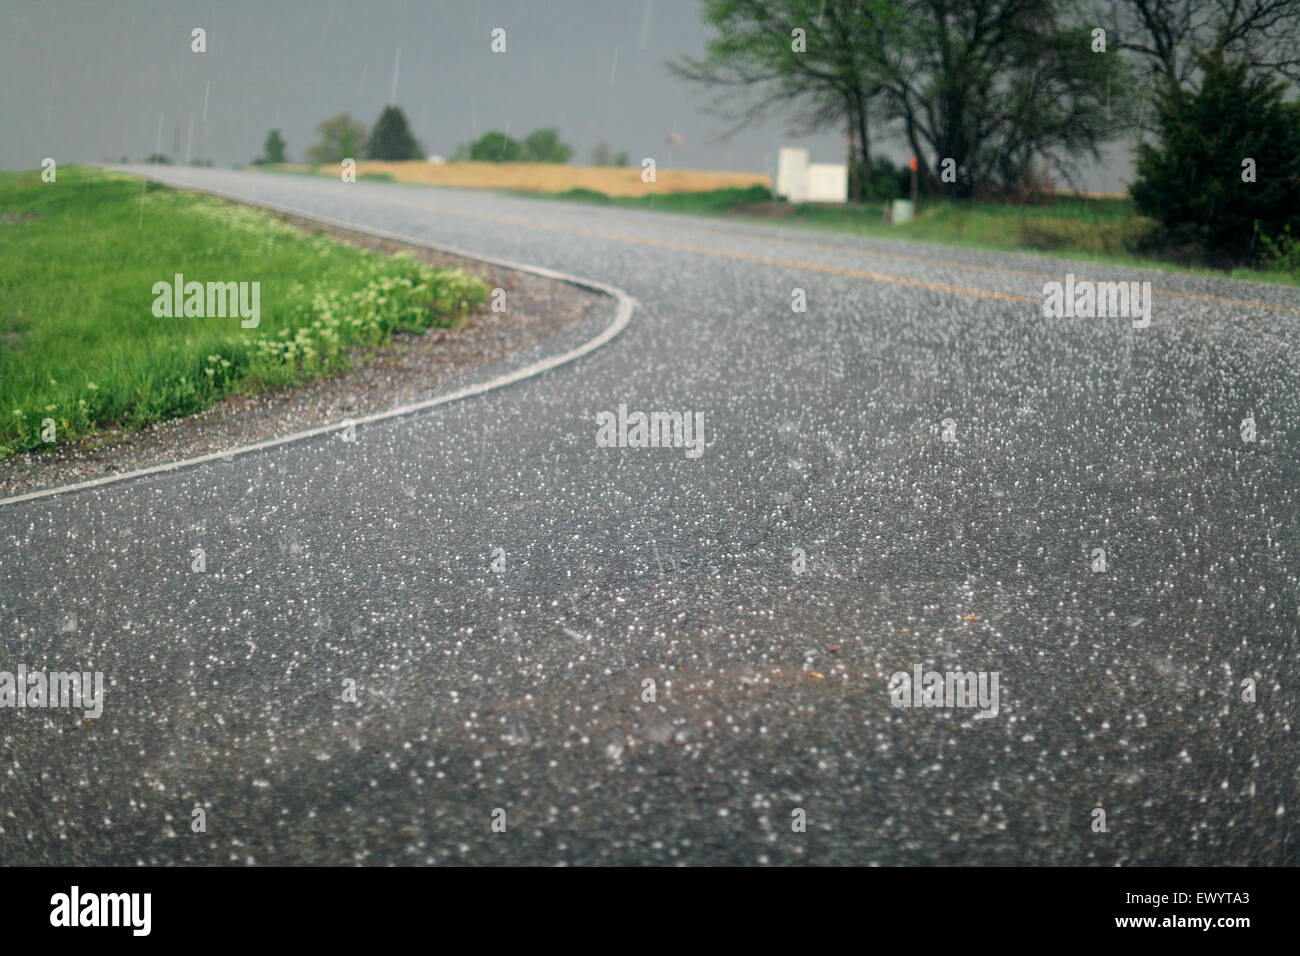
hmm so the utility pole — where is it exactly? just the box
[910,155,918,213]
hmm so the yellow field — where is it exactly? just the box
[282,160,771,197]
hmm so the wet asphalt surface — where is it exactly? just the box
[2,166,1297,865]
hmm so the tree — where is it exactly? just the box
[366,105,422,160]
[306,113,367,164]
[467,131,523,162]
[253,128,287,166]
[1097,0,1300,85]
[878,0,1132,198]
[1130,38,1300,260]
[591,141,615,165]
[521,128,574,163]
[671,0,1126,201]
[613,150,629,167]
[669,0,895,202]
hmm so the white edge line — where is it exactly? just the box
[0,171,637,508]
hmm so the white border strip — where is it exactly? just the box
[0,175,637,507]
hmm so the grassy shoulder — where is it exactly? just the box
[537,184,1300,287]
[0,166,487,460]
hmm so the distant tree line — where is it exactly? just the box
[449,128,575,163]
[252,112,621,170]
[250,104,426,167]
[589,141,630,167]
[448,130,633,166]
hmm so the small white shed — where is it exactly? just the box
[775,148,847,203]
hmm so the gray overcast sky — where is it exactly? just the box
[1,0,1128,189]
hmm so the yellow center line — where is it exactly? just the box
[359,190,1297,312]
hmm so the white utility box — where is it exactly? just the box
[776,147,810,202]
[806,163,848,203]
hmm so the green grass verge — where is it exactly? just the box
[533,185,777,215]
[0,166,488,460]
[539,185,1300,287]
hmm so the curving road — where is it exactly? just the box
[2,165,1297,865]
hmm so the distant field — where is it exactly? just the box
[0,166,487,459]
[278,160,771,196]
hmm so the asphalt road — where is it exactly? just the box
[2,166,1297,865]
